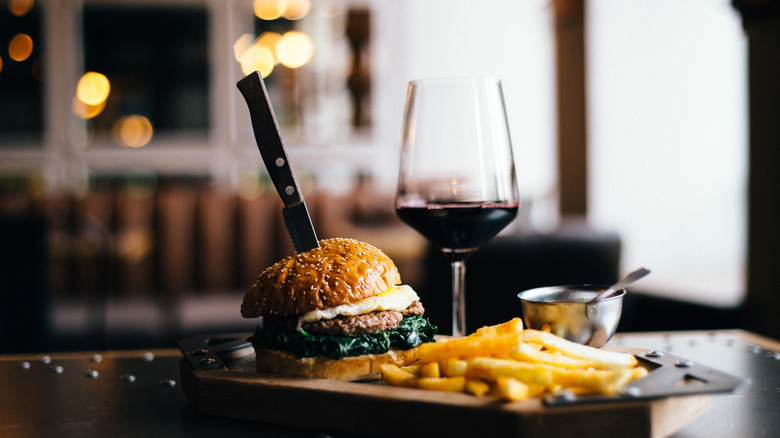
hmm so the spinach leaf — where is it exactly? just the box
[251,315,438,360]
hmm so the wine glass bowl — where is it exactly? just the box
[395,201,518,260]
[395,77,519,336]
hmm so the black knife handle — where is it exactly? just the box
[237,72,303,207]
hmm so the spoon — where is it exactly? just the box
[587,267,651,304]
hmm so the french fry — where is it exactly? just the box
[473,318,524,337]
[630,366,649,381]
[417,376,466,392]
[440,358,468,377]
[550,366,635,395]
[525,342,544,351]
[493,377,546,401]
[382,320,648,402]
[379,364,418,388]
[518,329,637,369]
[465,379,491,397]
[420,361,441,378]
[467,357,554,386]
[415,332,521,362]
[509,342,598,369]
[401,363,422,376]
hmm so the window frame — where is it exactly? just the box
[1,0,390,193]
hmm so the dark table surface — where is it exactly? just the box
[1,329,778,438]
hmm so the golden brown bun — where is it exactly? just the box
[241,238,401,318]
[253,347,417,381]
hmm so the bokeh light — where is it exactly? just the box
[256,32,282,65]
[76,72,110,106]
[235,32,283,71]
[237,172,267,200]
[8,33,33,62]
[282,0,310,20]
[112,115,154,148]
[0,56,4,74]
[8,0,34,17]
[72,95,106,119]
[239,44,275,77]
[253,0,284,20]
[276,31,313,69]
[253,0,310,21]
[236,1,314,76]
[233,33,255,62]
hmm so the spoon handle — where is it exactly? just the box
[588,267,651,304]
[611,266,651,291]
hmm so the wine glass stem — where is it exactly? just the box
[451,260,466,337]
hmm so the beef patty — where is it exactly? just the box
[262,301,425,337]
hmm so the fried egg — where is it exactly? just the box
[297,284,420,324]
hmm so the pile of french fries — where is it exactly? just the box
[380,318,647,401]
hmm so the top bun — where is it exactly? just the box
[241,238,401,318]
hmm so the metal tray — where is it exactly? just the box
[178,332,748,406]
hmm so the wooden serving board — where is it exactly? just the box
[178,335,721,438]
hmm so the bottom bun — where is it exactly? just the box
[253,347,418,381]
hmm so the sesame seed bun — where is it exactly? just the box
[240,238,401,318]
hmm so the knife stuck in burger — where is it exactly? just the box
[236,73,438,380]
[240,238,438,381]
[237,71,320,254]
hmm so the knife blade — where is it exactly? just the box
[237,72,319,253]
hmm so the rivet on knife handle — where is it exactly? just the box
[237,71,319,253]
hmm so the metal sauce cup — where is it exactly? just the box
[517,285,625,347]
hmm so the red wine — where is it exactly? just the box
[396,202,518,259]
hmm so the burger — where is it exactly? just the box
[241,238,438,381]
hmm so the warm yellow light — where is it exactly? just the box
[240,45,275,77]
[76,72,111,106]
[9,0,34,17]
[276,31,313,69]
[255,32,282,65]
[72,95,106,119]
[237,172,266,200]
[8,34,33,62]
[233,33,255,63]
[282,0,310,20]
[113,115,154,148]
[253,0,284,20]
[0,56,3,74]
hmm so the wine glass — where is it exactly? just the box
[395,77,519,337]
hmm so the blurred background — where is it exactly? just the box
[1,0,778,353]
